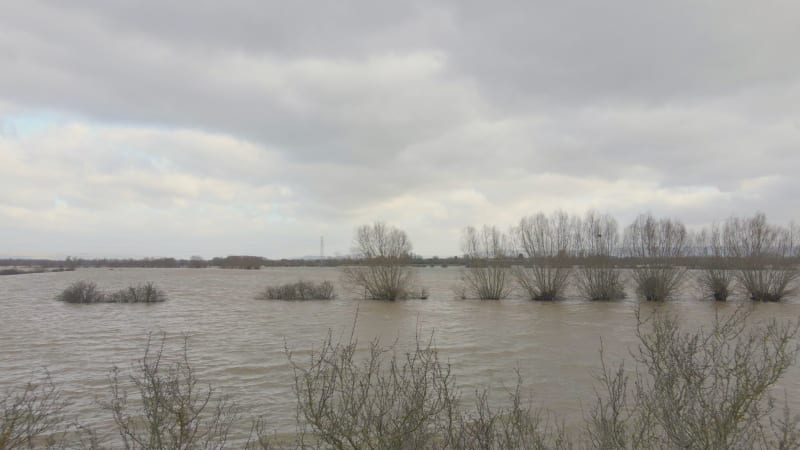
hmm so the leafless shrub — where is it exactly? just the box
[623,213,688,301]
[288,330,459,449]
[0,373,66,449]
[460,225,512,300]
[341,222,422,300]
[588,306,800,449]
[56,281,105,304]
[104,333,238,450]
[724,213,799,301]
[256,280,336,300]
[514,211,577,301]
[451,372,571,450]
[286,323,571,450]
[108,283,167,303]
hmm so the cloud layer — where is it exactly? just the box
[1,1,798,257]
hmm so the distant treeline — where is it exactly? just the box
[0,255,465,270]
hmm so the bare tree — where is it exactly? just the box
[724,213,799,301]
[341,222,422,300]
[513,211,577,300]
[574,211,625,300]
[623,213,688,301]
[693,222,734,301]
[459,225,513,300]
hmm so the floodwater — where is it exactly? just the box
[1,267,799,445]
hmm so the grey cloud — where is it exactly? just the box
[1,1,799,257]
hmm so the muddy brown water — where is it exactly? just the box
[2,267,799,445]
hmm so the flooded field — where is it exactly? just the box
[2,266,799,444]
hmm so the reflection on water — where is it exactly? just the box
[1,267,799,442]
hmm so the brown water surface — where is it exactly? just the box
[1,267,799,445]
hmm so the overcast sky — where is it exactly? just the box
[1,0,799,259]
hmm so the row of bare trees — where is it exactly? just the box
[459,211,798,301]
[461,211,626,300]
[694,213,800,301]
[341,212,798,302]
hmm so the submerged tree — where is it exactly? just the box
[623,213,688,301]
[724,213,799,302]
[513,211,577,300]
[694,222,734,301]
[341,222,421,300]
[574,211,625,300]
[460,225,513,299]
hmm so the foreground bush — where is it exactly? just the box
[588,307,800,449]
[56,281,105,304]
[105,334,238,449]
[5,308,800,448]
[1,373,66,449]
[283,331,567,449]
[256,280,336,300]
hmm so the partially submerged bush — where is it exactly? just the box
[514,212,577,301]
[631,265,685,301]
[460,225,513,300]
[575,213,625,301]
[739,267,798,302]
[724,213,800,302]
[461,265,512,300]
[623,214,689,301]
[108,282,167,303]
[56,281,167,304]
[57,281,105,304]
[697,267,733,301]
[575,264,625,301]
[341,222,422,300]
[256,280,335,300]
[513,265,571,301]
